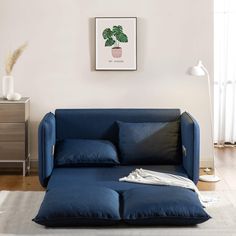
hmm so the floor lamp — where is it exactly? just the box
[188,60,220,182]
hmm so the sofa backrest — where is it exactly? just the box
[55,108,181,143]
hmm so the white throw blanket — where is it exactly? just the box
[119,168,215,207]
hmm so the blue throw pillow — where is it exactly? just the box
[33,186,121,227]
[54,139,119,167]
[117,121,181,164]
[122,186,211,225]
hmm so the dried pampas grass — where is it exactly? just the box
[5,42,28,75]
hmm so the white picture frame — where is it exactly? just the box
[95,17,137,71]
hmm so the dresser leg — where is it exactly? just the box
[27,154,31,175]
[23,161,26,176]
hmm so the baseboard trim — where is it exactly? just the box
[200,159,214,168]
[30,158,38,171]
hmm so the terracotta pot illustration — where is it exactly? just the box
[112,47,122,58]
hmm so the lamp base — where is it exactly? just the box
[199,175,220,182]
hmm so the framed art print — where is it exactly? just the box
[96,17,137,71]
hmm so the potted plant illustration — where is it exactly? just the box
[102,25,128,58]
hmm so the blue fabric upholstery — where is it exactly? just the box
[122,186,210,225]
[55,109,181,144]
[117,121,181,165]
[38,113,56,187]
[36,109,205,227]
[33,186,121,227]
[47,165,188,191]
[54,139,119,167]
[38,109,200,185]
[181,112,200,184]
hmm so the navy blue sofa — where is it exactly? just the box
[34,109,210,227]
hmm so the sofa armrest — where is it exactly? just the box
[38,112,56,187]
[181,112,200,184]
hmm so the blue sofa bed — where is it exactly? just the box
[33,109,210,227]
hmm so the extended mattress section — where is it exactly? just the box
[33,166,211,227]
[34,185,210,227]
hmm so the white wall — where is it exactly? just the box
[0,0,214,167]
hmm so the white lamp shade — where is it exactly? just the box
[188,66,205,76]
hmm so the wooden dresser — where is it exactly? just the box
[0,97,30,176]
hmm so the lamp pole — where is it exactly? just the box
[198,61,215,171]
[189,60,220,182]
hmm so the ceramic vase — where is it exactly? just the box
[2,75,14,99]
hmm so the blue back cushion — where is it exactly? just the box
[54,139,119,167]
[118,121,182,165]
[55,109,181,145]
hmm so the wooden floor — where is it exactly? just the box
[0,170,44,191]
[198,147,236,191]
[0,147,235,191]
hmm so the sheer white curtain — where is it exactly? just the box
[214,0,236,145]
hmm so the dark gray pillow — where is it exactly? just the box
[117,121,182,165]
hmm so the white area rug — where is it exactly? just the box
[0,190,236,236]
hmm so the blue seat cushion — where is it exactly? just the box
[117,121,182,165]
[54,139,119,167]
[122,186,210,225]
[33,186,121,227]
[47,165,188,192]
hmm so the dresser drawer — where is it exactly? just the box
[0,123,25,141]
[0,104,26,122]
[0,142,25,160]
